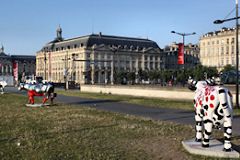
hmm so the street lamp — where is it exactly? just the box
[171,30,196,87]
[213,0,239,108]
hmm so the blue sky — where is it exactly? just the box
[0,0,237,55]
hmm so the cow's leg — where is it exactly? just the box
[222,103,232,151]
[219,89,232,151]
[50,98,53,104]
[202,118,213,148]
[31,96,34,104]
[195,113,203,142]
[42,96,48,104]
[28,97,31,104]
[28,96,34,104]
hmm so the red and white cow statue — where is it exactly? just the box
[18,82,57,105]
[188,78,233,152]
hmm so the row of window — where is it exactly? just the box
[205,56,237,67]
[202,38,235,46]
[201,46,235,57]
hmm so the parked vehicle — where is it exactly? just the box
[221,70,240,84]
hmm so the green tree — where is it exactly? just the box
[127,72,136,84]
[149,70,158,83]
[117,71,127,84]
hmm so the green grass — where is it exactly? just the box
[56,90,240,116]
[0,93,239,159]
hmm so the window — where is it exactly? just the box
[221,39,224,44]
[226,46,229,54]
[202,49,205,57]
[232,56,235,65]
[221,47,224,55]
[217,40,219,44]
[207,48,210,56]
[227,39,229,44]
[226,57,229,65]
[216,48,219,56]
[232,38,235,44]
[232,46,234,54]
[221,58,224,66]
[212,48,214,56]
[144,55,148,61]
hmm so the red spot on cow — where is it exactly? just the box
[205,88,208,92]
[210,104,214,108]
[199,100,202,106]
[196,103,198,107]
[210,95,215,101]
[206,97,208,102]
[205,112,208,116]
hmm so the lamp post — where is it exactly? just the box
[213,0,239,108]
[171,31,196,86]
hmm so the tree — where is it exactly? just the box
[149,70,158,83]
[127,72,136,84]
[117,71,127,84]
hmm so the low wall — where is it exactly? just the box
[81,85,194,101]
[80,85,239,104]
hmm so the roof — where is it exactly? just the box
[41,34,160,52]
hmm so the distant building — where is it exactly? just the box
[199,27,237,70]
[163,42,200,70]
[0,44,36,84]
[36,27,165,84]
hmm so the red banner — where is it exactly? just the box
[178,43,184,64]
[13,62,18,81]
[49,52,51,81]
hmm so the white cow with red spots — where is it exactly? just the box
[188,79,233,152]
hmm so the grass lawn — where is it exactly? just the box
[1,93,239,159]
[56,90,240,116]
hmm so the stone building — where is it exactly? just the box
[199,27,238,70]
[163,42,200,70]
[36,27,165,84]
[0,44,36,84]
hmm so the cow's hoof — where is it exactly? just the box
[202,143,209,148]
[195,138,202,142]
[223,148,232,152]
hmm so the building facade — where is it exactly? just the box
[0,45,36,84]
[36,27,165,85]
[163,42,200,70]
[200,27,238,70]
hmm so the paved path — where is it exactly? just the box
[5,87,240,135]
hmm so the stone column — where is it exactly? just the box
[111,53,114,84]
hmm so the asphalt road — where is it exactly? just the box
[5,86,240,135]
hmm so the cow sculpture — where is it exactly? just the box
[0,81,7,94]
[18,82,57,104]
[188,78,233,152]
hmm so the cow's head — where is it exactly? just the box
[18,83,25,91]
[188,77,197,91]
